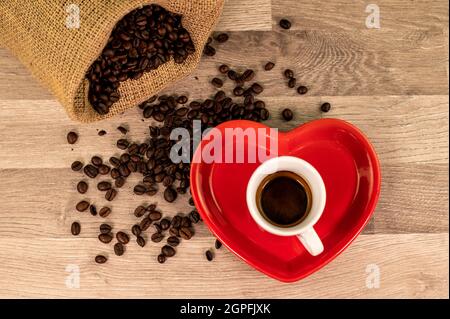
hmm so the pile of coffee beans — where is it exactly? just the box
[86,4,195,115]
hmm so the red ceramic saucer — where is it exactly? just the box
[190,119,381,282]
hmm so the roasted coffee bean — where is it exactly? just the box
[279,18,292,30]
[162,245,176,257]
[136,236,146,247]
[215,239,222,249]
[181,216,191,228]
[151,232,164,243]
[131,224,141,236]
[117,126,128,135]
[120,153,130,163]
[219,64,230,74]
[241,69,255,82]
[98,207,111,218]
[97,181,112,191]
[282,108,294,121]
[71,222,81,236]
[189,210,201,224]
[203,45,216,56]
[98,233,113,244]
[100,223,112,234]
[76,181,88,194]
[169,227,180,237]
[157,254,166,263]
[205,250,214,261]
[211,77,223,88]
[109,157,121,167]
[133,184,147,195]
[117,139,129,150]
[179,227,193,240]
[321,102,331,113]
[115,176,125,188]
[134,205,147,218]
[288,78,297,88]
[171,215,182,228]
[264,62,275,71]
[160,218,171,230]
[260,108,270,121]
[71,161,83,171]
[251,83,264,94]
[167,236,180,247]
[140,217,152,231]
[95,255,107,264]
[114,243,125,256]
[105,188,117,201]
[89,204,98,216]
[98,130,107,136]
[84,164,99,178]
[188,197,195,206]
[297,86,308,95]
[176,95,188,104]
[149,211,162,221]
[67,132,78,144]
[163,187,177,203]
[76,200,89,212]
[215,33,229,43]
[91,156,102,166]
[98,164,111,175]
[116,231,130,244]
[146,204,157,212]
[227,70,238,81]
[233,86,245,96]
[153,223,162,233]
[284,69,294,79]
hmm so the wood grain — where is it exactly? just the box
[217,0,272,31]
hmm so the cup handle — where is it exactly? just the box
[297,228,324,256]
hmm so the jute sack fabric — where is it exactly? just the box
[0,0,224,122]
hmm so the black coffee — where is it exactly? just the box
[257,171,311,227]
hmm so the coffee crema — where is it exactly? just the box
[256,171,312,227]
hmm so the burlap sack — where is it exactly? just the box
[0,0,224,122]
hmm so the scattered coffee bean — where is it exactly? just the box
[160,218,171,230]
[71,161,83,172]
[219,64,230,74]
[167,236,180,247]
[98,130,107,136]
[288,78,297,88]
[67,132,78,144]
[71,222,81,235]
[282,108,294,121]
[116,139,129,150]
[162,245,176,257]
[136,236,146,247]
[203,45,216,56]
[105,188,117,201]
[189,210,201,224]
[284,69,294,79]
[211,77,223,88]
[95,255,107,264]
[91,156,103,166]
[297,86,308,95]
[99,223,112,234]
[157,254,166,263]
[151,232,164,243]
[179,227,193,240]
[188,197,195,206]
[99,207,111,218]
[97,181,112,191]
[251,83,264,94]
[264,62,275,71]
[279,18,292,30]
[114,243,125,256]
[205,250,214,261]
[84,164,99,178]
[115,176,125,188]
[116,231,130,244]
[98,164,111,175]
[164,187,177,203]
[133,184,147,195]
[140,217,152,231]
[321,102,331,113]
[241,69,255,82]
[117,126,128,135]
[169,227,180,237]
[76,181,88,194]
[171,215,182,228]
[98,233,113,244]
[215,33,229,43]
[89,204,98,216]
[134,205,147,218]
[215,239,222,249]
[131,224,141,236]
[75,200,89,212]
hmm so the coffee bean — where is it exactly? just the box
[171,215,182,228]
[71,161,83,171]
[76,181,88,194]
[321,102,331,113]
[177,96,188,104]
[162,245,176,257]
[109,157,121,167]
[251,83,264,94]
[131,224,141,236]
[219,64,230,74]
[205,250,214,261]
[203,45,216,56]
[264,62,275,71]
[117,139,129,150]
[115,177,125,188]
[117,126,128,135]
[288,78,297,88]
[163,187,177,203]
[241,69,255,82]
[233,86,245,96]
[100,223,112,234]
[110,168,120,179]
[105,188,117,201]
[181,216,192,228]
[136,236,146,247]
[140,217,152,231]
[282,108,294,121]
[95,255,107,264]
[189,210,201,224]
[169,227,180,237]
[189,197,195,206]
[211,78,223,88]
[160,218,171,230]
[97,181,112,191]
[75,200,89,212]
[116,231,130,244]
[179,227,193,240]
[71,222,81,235]
[98,233,113,244]
[297,86,308,95]
[153,222,162,233]
[99,207,111,218]
[134,205,147,218]
[67,132,78,144]
[114,243,125,256]
[215,33,229,43]
[149,211,162,221]
[133,184,147,195]
[215,239,222,249]
[89,204,97,216]
[284,69,294,79]
[98,164,111,175]
[279,18,292,30]
[84,164,98,178]
[91,156,103,166]
[227,70,238,81]
[167,236,180,247]
[98,130,107,136]
[157,254,166,263]
[151,232,164,243]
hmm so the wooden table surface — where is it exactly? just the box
[0,0,448,298]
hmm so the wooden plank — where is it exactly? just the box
[216,0,272,31]
[0,234,447,298]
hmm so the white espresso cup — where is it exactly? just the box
[246,156,326,256]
